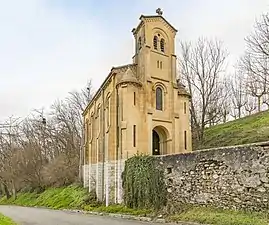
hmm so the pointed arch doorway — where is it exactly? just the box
[152,126,169,155]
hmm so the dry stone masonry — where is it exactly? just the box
[157,142,269,211]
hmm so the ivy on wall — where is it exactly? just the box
[122,154,167,210]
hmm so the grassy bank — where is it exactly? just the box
[0,185,151,216]
[197,110,269,149]
[169,207,268,225]
[0,213,17,225]
[0,185,268,225]
[0,185,88,210]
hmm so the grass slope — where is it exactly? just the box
[199,110,269,149]
[0,213,16,225]
[0,185,89,209]
[0,185,150,216]
[0,185,268,225]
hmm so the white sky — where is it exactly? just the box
[0,0,268,120]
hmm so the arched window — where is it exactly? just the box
[138,37,142,50]
[156,87,163,110]
[153,36,158,50]
[160,38,165,52]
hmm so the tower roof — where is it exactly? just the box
[117,67,142,86]
[140,15,177,31]
[132,9,178,35]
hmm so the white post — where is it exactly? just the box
[88,164,91,190]
[105,133,109,206]
[105,162,109,206]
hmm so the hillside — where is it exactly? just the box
[197,110,269,150]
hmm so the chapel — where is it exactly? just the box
[82,9,192,203]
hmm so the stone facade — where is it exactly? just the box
[157,142,269,211]
[82,9,192,204]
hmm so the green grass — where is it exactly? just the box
[169,207,269,225]
[1,186,269,225]
[197,110,269,149]
[0,185,89,209]
[0,213,17,225]
[0,185,151,216]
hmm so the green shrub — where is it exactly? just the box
[122,154,167,210]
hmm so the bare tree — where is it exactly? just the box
[179,38,228,142]
[262,93,269,109]
[245,69,268,112]
[245,13,269,58]
[68,81,93,114]
[230,72,247,119]
[240,13,269,112]
[51,81,93,183]
[206,79,231,126]
[0,117,22,198]
[0,80,93,196]
[244,95,257,115]
[219,78,232,123]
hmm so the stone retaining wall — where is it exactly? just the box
[157,142,269,211]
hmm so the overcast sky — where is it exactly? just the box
[0,0,268,120]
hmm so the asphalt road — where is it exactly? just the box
[0,206,174,225]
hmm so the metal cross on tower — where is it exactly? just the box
[156,8,163,16]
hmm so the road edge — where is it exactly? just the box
[61,208,205,225]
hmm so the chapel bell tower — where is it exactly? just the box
[131,8,178,85]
